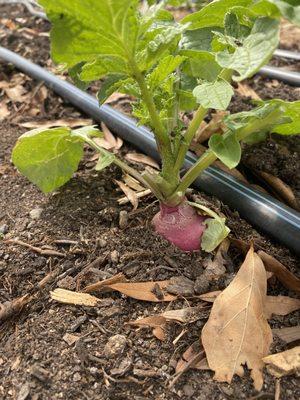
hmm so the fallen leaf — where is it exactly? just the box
[125,152,160,169]
[123,174,145,192]
[273,326,300,344]
[265,296,300,319]
[102,280,177,302]
[202,247,272,390]
[263,347,300,378]
[127,315,167,340]
[236,83,261,100]
[5,85,28,102]
[203,238,230,280]
[258,251,300,294]
[50,289,100,306]
[194,111,228,144]
[101,122,117,148]
[115,180,138,209]
[198,290,221,302]
[19,118,93,129]
[82,273,127,293]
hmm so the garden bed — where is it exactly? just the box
[0,4,299,400]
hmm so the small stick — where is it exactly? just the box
[117,189,152,205]
[5,239,65,257]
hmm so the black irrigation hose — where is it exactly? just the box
[1,46,300,255]
[259,66,300,86]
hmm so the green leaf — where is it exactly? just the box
[68,62,90,90]
[39,0,139,68]
[80,56,129,81]
[193,79,234,110]
[181,50,222,81]
[216,17,280,81]
[181,27,223,52]
[188,201,230,252]
[209,133,241,168]
[181,0,252,29]
[224,11,241,38]
[261,100,300,135]
[147,55,185,89]
[95,153,115,171]
[97,74,127,104]
[12,127,84,193]
[201,218,231,252]
[268,0,300,25]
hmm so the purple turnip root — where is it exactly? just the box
[152,201,207,251]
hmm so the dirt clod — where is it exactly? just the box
[104,334,127,358]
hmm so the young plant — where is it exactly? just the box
[12,0,300,252]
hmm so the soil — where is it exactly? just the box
[0,5,300,400]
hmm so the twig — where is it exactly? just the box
[5,239,65,257]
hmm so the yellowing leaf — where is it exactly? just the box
[263,347,300,378]
[202,247,272,391]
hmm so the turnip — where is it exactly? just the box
[12,0,300,252]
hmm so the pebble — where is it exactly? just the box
[29,208,43,220]
[0,224,9,235]
[119,210,128,229]
[104,334,127,357]
[110,250,119,263]
[73,372,81,382]
[97,238,107,248]
[182,383,195,398]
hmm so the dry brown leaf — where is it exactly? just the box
[202,247,272,390]
[236,83,261,100]
[198,290,222,302]
[273,326,300,344]
[50,288,100,306]
[203,239,230,280]
[258,251,300,294]
[103,281,177,302]
[263,347,300,378]
[5,85,28,102]
[194,111,228,144]
[123,174,145,192]
[19,118,93,129]
[115,180,138,209]
[125,152,160,169]
[82,273,127,293]
[101,122,117,149]
[265,296,300,319]
[255,170,299,211]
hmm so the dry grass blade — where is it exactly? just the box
[0,295,31,323]
[115,180,138,209]
[50,289,100,306]
[18,118,93,129]
[263,347,300,378]
[125,152,160,169]
[273,326,300,344]
[265,296,300,319]
[258,251,300,294]
[103,281,177,302]
[202,247,272,390]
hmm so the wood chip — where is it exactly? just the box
[263,346,300,378]
[50,289,100,306]
[273,326,300,344]
[236,83,261,100]
[63,333,81,346]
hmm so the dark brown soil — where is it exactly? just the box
[0,5,300,400]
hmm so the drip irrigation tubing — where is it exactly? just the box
[0,46,300,255]
[259,65,300,87]
[274,49,300,61]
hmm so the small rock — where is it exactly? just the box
[110,250,119,263]
[73,372,81,382]
[104,334,127,357]
[194,275,210,294]
[97,238,107,248]
[166,276,195,297]
[0,224,9,235]
[17,383,30,400]
[29,208,43,220]
[57,276,76,290]
[63,333,81,346]
[119,210,128,229]
[182,383,195,398]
